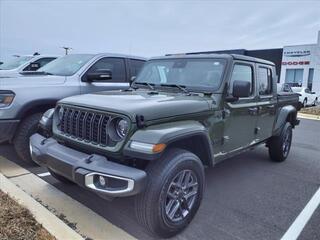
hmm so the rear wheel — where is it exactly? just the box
[313,98,318,106]
[268,122,292,162]
[13,113,42,164]
[135,148,205,238]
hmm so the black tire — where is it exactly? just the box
[13,113,43,164]
[48,168,74,184]
[135,148,205,238]
[268,122,292,162]
[303,98,307,108]
[313,98,318,106]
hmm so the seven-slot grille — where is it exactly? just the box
[57,106,112,146]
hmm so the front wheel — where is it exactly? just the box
[13,113,43,164]
[135,148,205,238]
[268,122,292,162]
[303,98,307,108]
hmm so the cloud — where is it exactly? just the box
[0,0,319,60]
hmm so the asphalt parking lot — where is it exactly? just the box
[1,118,319,240]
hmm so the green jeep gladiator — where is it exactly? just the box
[30,54,300,238]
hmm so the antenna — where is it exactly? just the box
[61,46,73,55]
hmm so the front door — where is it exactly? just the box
[255,64,277,141]
[221,62,258,154]
[80,57,130,94]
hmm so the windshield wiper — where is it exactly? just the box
[160,83,189,94]
[133,82,155,90]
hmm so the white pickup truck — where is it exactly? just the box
[0,53,146,163]
[0,54,58,78]
[291,87,318,107]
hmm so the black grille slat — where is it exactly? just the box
[58,106,115,146]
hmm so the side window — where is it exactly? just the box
[87,58,126,82]
[229,64,253,96]
[258,67,272,95]
[130,59,145,77]
[23,57,56,71]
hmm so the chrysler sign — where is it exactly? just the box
[284,50,311,57]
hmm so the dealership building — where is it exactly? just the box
[279,31,320,93]
[183,31,320,94]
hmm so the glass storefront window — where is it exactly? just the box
[307,68,314,91]
[285,69,304,87]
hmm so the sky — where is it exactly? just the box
[0,0,320,60]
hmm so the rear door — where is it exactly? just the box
[222,61,258,153]
[80,57,129,93]
[255,64,277,141]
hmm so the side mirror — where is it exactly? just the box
[311,91,316,94]
[27,62,41,71]
[232,80,251,98]
[86,69,112,81]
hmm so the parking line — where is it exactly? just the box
[281,186,320,240]
[37,172,51,177]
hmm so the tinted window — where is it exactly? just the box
[258,67,272,95]
[23,57,57,71]
[88,58,126,82]
[230,64,253,95]
[130,59,145,77]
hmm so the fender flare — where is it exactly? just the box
[273,105,297,136]
[124,120,215,166]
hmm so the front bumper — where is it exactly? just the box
[0,119,19,143]
[30,133,147,197]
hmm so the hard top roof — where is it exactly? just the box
[151,53,275,66]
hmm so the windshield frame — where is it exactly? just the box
[133,57,227,93]
[0,56,33,70]
[37,54,95,76]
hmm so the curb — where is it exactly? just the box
[0,173,83,240]
[298,113,320,121]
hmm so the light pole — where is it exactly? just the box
[61,47,72,55]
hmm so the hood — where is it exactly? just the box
[0,74,66,87]
[0,69,20,78]
[60,89,212,122]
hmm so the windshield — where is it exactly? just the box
[0,56,33,70]
[38,54,94,76]
[134,58,226,91]
[291,87,302,93]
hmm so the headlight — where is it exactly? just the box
[116,119,129,138]
[0,91,15,108]
[108,117,129,141]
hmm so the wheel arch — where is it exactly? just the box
[124,121,215,167]
[273,105,297,136]
[16,99,58,120]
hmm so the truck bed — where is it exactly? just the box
[277,92,301,111]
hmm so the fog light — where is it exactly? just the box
[99,176,106,187]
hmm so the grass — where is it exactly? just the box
[0,190,55,240]
[299,105,320,116]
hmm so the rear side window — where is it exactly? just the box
[258,67,272,95]
[87,57,126,82]
[130,59,145,77]
[229,64,253,95]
